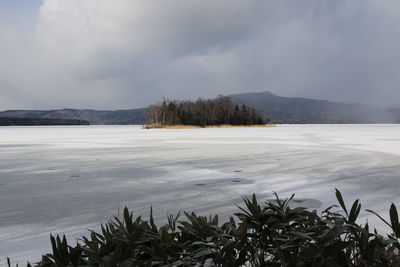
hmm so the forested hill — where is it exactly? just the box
[0,108,146,125]
[230,91,400,124]
[0,117,89,126]
[2,92,400,124]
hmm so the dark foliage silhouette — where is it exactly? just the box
[147,96,266,127]
[7,189,400,266]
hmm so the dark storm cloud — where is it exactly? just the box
[0,0,400,110]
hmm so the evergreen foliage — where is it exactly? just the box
[147,96,266,126]
[7,190,400,266]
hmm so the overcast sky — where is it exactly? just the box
[1,0,400,110]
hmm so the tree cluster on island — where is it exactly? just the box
[146,96,267,127]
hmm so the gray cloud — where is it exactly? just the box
[1,0,400,110]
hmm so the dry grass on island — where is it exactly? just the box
[144,123,276,129]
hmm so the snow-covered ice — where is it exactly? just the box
[1,124,400,264]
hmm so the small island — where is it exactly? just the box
[145,96,269,128]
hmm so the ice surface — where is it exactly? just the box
[1,124,400,264]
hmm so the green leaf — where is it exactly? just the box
[390,203,400,237]
[366,209,392,228]
[289,231,315,241]
[149,206,158,233]
[348,199,361,223]
[194,248,214,258]
[335,189,348,216]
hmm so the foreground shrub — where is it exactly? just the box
[7,189,400,266]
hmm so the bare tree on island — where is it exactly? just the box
[146,96,267,127]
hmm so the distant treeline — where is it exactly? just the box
[0,117,90,126]
[147,96,267,126]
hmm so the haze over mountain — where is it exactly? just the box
[231,92,400,124]
[1,92,399,125]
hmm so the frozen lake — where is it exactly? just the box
[2,124,400,264]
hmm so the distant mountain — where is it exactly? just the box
[0,117,89,126]
[230,91,400,124]
[0,108,146,125]
[1,92,399,124]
